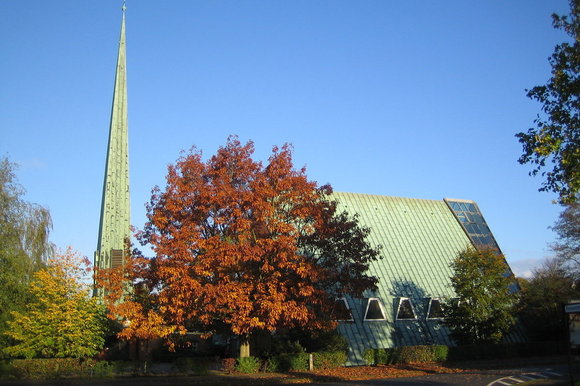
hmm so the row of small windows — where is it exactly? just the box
[335,297,446,322]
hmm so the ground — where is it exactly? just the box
[1,356,576,385]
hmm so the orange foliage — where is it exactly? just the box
[98,137,379,344]
[95,252,176,343]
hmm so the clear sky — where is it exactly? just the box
[0,0,571,278]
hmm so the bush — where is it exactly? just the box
[221,358,236,374]
[365,341,565,366]
[174,357,212,375]
[364,345,449,365]
[363,348,394,365]
[431,345,449,362]
[89,361,116,378]
[8,358,115,379]
[266,352,309,372]
[0,360,12,379]
[362,349,375,365]
[262,356,281,373]
[236,356,261,374]
[397,346,438,364]
[312,351,347,369]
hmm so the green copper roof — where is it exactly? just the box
[95,7,130,271]
[331,193,478,364]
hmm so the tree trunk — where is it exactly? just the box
[239,335,250,358]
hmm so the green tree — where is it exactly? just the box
[4,248,107,359]
[551,202,580,278]
[0,157,54,355]
[519,258,580,341]
[516,0,580,204]
[444,248,518,345]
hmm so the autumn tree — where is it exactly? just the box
[3,248,107,359]
[516,0,580,204]
[100,137,380,357]
[0,157,54,355]
[519,258,580,341]
[95,246,176,362]
[551,202,580,278]
[444,248,518,345]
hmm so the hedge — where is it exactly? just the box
[364,341,566,365]
[312,351,347,369]
[263,352,309,372]
[5,358,115,379]
[174,357,214,375]
[364,345,449,365]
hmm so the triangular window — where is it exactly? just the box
[396,298,416,320]
[334,298,353,321]
[427,298,444,319]
[364,298,386,321]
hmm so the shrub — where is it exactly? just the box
[364,345,449,365]
[8,358,115,379]
[235,356,261,374]
[174,357,211,375]
[377,348,395,364]
[89,361,115,377]
[431,345,449,362]
[266,352,309,372]
[262,356,281,373]
[312,351,347,369]
[0,360,12,379]
[396,346,436,364]
[364,348,395,365]
[221,358,236,374]
[363,349,375,365]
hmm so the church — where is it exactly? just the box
[332,192,521,364]
[95,5,521,365]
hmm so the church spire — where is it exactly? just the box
[95,4,130,274]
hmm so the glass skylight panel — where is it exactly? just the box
[444,199,501,253]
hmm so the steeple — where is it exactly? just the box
[95,4,130,273]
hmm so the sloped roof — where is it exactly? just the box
[332,192,474,364]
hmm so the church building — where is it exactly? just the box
[94,5,521,364]
[332,193,520,364]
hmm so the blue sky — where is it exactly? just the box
[0,0,570,278]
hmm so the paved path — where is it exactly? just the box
[487,370,564,386]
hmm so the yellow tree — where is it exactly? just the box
[3,248,107,358]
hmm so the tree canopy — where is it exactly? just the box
[518,258,580,341]
[551,202,580,278]
[97,137,380,354]
[516,0,580,203]
[3,248,107,359]
[444,248,518,345]
[0,157,54,355]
